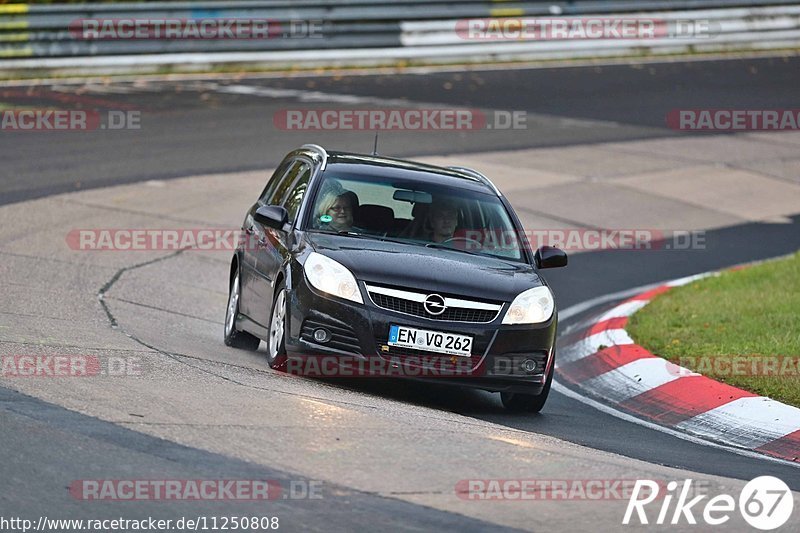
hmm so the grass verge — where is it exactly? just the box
[1,49,798,82]
[627,252,800,407]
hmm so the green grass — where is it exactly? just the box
[627,252,800,407]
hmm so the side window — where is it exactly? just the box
[259,159,293,204]
[283,165,312,223]
[267,161,306,206]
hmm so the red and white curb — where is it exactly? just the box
[556,273,800,463]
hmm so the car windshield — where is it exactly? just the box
[305,170,525,262]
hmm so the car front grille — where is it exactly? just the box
[366,284,502,323]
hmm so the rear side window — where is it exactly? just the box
[259,159,293,204]
[267,161,307,206]
[283,164,312,223]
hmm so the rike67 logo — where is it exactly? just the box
[624,476,794,530]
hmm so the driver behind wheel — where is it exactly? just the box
[425,198,460,243]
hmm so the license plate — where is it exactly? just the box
[388,325,473,357]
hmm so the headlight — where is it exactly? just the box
[303,252,363,304]
[502,286,554,325]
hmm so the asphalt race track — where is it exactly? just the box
[1,56,799,531]
[1,55,799,206]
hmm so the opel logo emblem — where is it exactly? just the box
[424,294,447,316]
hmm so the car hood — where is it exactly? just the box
[305,233,543,302]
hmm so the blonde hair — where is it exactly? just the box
[315,188,341,221]
[314,187,357,227]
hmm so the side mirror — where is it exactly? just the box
[254,205,289,230]
[534,246,568,269]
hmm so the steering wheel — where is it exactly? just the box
[442,236,483,249]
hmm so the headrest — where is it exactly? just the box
[355,204,394,230]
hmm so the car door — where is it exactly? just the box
[248,159,312,327]
[239,158,294,321]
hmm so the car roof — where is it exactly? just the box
[324,151,499,195]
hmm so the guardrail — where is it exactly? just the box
[1,1,799,71]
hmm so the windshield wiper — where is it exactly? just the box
[340,231,413,246]
[313,230,409,246]
[424,242,483,257]
[314,230,484,255]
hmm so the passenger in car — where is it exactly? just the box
[315,187,360,232]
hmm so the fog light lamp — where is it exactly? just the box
[313,328,331,343]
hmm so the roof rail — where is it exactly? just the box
[447,166,502,197]
[300,143,329,170]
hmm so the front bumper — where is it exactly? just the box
[285,275,557,393]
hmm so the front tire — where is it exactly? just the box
[224,267,261,351]
[500,365,553,413]
[267,282,288,370]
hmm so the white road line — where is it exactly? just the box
[558,282,664,322]
[199,82,626,131]
[52,84,137,95]
[596,300,649,321]
[666,272,715,287]
[212,83,421,107]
